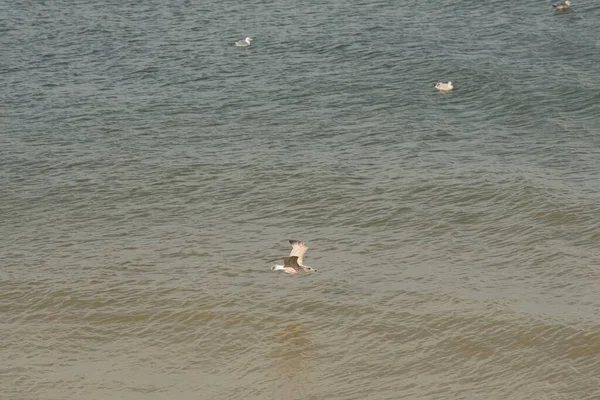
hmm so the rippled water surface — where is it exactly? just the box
[2,0,600,399]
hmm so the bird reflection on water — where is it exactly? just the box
[269,322,315,399]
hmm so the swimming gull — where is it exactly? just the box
[235,37,253,47]
[270,240,317,274]
[435,81,454,92]
[553,0,571,10]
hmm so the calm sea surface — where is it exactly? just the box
[2,0,600,399]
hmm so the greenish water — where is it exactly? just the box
[2,0,600,399]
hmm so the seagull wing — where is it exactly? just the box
[283,256,303,272]
[288,240,308,266]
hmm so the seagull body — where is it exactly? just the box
[553,0,571,10]
[435,81,454,92]
[271,240,317,274]
[235,37,253,47]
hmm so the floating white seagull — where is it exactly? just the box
[435,81,454,92]
[270,240,317,274]
[235,37,253,47]
[553,0,571,10]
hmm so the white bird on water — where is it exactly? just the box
[235,37,253,47]
[270,240,317,274]
[435,81,454,92]
[553,0,571,10]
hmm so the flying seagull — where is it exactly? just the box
[235,37,253,47]
[553,0,571,10]
[270,240,317,274]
